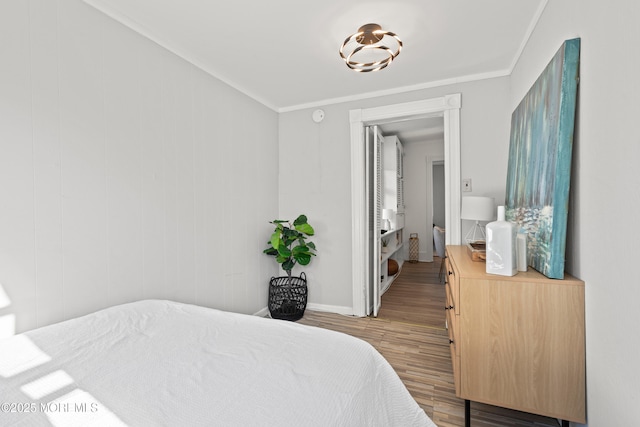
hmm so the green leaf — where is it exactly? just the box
[296,253,312,265]
[263,247,277,256]
[295,223,314,236]
[282,227,297,238]
[306,241,316,251]
[270,232,280,249]
[292,245,308,255]
[293,215,307,225]
[277,245,291,257]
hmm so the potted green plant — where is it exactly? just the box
[381,238,389,253]
[263,214,317,320]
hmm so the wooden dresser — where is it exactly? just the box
[444,245,586,425]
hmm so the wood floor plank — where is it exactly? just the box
[297,260,561,427]
[377,259,447,328]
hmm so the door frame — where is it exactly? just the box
[349,94,461,317]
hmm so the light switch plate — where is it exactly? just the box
[462,178,472,192]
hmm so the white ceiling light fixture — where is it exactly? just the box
[339,23,403,72]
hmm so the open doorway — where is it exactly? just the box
[401,134,446,264]
[349,94,461,317]
[375,119,445,264]
[423,154,446,262]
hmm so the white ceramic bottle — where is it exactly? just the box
[485,206,517,276]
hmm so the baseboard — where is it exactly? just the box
[253,303,355,318]
[253,307,270,317]
[306,303,355,316]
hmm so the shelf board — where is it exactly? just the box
[381,241,404,263]
[381,227,402,238]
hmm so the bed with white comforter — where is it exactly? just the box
[0,300,435,426]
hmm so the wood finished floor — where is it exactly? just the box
[297,259,561,427]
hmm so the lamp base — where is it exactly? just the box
[464,221,486,244]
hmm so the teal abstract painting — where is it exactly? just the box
[505,38,580,279]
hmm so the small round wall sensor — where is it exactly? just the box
[312,109,325,123]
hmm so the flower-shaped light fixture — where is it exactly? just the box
[339,23,403,72]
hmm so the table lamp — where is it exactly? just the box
[460,196,495,243]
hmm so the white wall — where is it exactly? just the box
[511,1,640,425]
[0,0,279,335]
[279,77,511,311]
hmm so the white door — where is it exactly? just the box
[365,125,383,317]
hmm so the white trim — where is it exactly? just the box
[306,303,354,316]
[350,94,461,317]
[255,304,353,318]
[350,109,367,317]
[253,307,270,317]
[509,0,549,72]
[279,70,507,113]
[443,95,462,245]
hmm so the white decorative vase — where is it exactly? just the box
[485,206,517,276]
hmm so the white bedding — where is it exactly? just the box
[0,300,435,426]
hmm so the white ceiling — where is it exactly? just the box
[379,116,444,145]
[83,0,546,113]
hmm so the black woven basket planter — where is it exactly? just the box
[268,272,307,321]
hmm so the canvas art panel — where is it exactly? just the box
[505,38,580,279]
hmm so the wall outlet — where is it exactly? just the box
[462,178,472,192]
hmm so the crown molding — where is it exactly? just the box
[278,70,508,113]
[509,0,549,72]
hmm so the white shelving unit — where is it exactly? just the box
[383,135,404,214]
[378,135,405,297]
[380,228,404,295]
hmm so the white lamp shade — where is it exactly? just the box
[461,196,495,221]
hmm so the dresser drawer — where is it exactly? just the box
[445,303,458,347]
[446,307,461,395]
[445,286,460,394]
[444,250,459,314]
